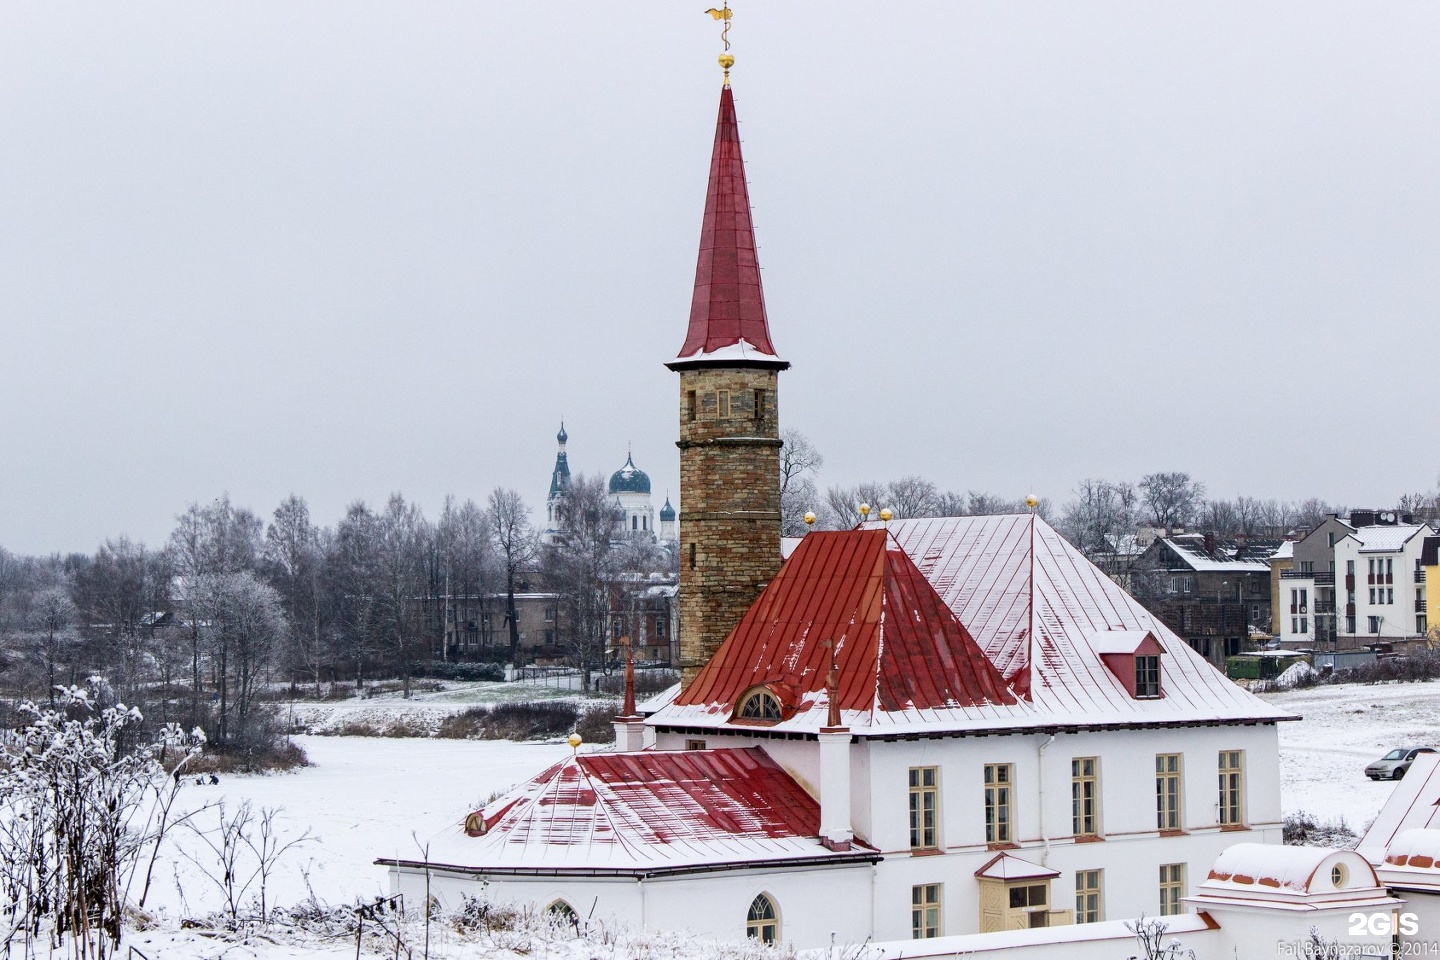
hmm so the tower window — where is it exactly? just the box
[753,389,765,423]
[717,390,731,418]
[687,390,697,422]
[689,542,697,569]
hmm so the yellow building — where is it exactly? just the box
[1423,535,1439,645]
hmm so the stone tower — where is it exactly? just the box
[666,79,788,688]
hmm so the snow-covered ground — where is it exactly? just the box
[282,679,609,736]
[117,679,1438,958]
[1268,680,1440,832]
[154,736,578,918]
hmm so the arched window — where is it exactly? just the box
[738,690,783,721]
[546,900,578,929]
[746,893,779,943]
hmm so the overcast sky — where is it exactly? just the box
[3,2,1437,556]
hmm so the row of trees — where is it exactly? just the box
[0,482,673,753]
[779,431,1439,567]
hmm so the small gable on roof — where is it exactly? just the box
[1090,629,1166,700]
[675,529,1016,721]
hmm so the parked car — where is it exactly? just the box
[1365,747,1436,780]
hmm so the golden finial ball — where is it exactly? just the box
[1025,494,1039,510]
[718,53,735,71]
[879,508,893,522]
[803,511,816,526]
[567,733,582,750]
[858,503,871,518]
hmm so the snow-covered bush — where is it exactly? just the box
[0,681,203,959]
[1124,915,1196,960]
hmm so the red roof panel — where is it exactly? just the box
[672,85,783,365]
[676,529,1015,716]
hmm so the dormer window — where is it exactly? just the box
[738,689,783,721]
[1089,630,1166,700]
[1135,656,1160,698]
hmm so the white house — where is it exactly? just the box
[382,516,1295,947]
[1334,522,1433,641]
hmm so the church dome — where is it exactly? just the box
[660,497,676,521]
[557,422,568,444]
[608,454,651,495]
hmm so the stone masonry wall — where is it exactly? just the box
[676,366,782,687]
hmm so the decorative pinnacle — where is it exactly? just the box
[706,4,734,84]
[858,503,871,520]
[1025,493,1039,512]
[803,511,816,526]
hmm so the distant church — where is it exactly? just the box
[543,423,676,544]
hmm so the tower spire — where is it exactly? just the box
[668,38,786,371]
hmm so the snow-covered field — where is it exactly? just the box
[282,679,608,736]
[118,678,1439,958]
[1269,680,1440,831]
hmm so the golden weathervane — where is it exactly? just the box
[705,4,735,82]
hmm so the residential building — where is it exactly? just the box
[1130,534,1278,664]
[1334,520,1433,643]
[1272,514,1352,649]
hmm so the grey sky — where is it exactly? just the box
[3,3,1437,556]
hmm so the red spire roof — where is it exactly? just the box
[670,85,787,369]
[675,529,1016,716]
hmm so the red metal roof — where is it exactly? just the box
[655,516,1292,734]
[431,747,877,871]
[676,529,1015,715]
[671,84,784,367]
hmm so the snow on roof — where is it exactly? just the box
[1385,828,1440,868]
[1087,629,1164,656]
[651,516,1291,736]
[1157,535,1275,572]
[405,748,876,874]
[1358,752,1440,865]
[1351,524,1432,553]
[856,914,1218,960]
[674,337,785,365]
[1193,844,1388,911]
[1272,540,1295,559]
[973,852,1060,881]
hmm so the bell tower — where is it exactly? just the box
[667,44,788,688]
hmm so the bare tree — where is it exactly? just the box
[263,495,327,694]
[1139,472,1204,530]
[375,494,429,699]
[487,488,537,667]
[885,476,941,519]
[1060,478,1138,560]
[824,482,889,528]
[542,475,622,692]
[779,430,824,537]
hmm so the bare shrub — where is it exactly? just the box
[575,705,617,744]
[1284,810,1357,848]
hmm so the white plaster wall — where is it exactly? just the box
[1278,576,1318,644]
[390,864,874,950]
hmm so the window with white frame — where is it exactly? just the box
[1159,864,1186,916]
[1072,758,1098,836]
[909,767,939,850]
[984,764,1012,844]
[1218,751,1244,826]
[1156,754,1182,830]
[1075,870,1103,924]
[911,884,941,939]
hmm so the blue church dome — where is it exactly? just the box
[608,454,651,495]
[659,496,676,521]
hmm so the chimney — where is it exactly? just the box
[818,642,852,851]
[612,638,646,752]
[1203,532,1217,557]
